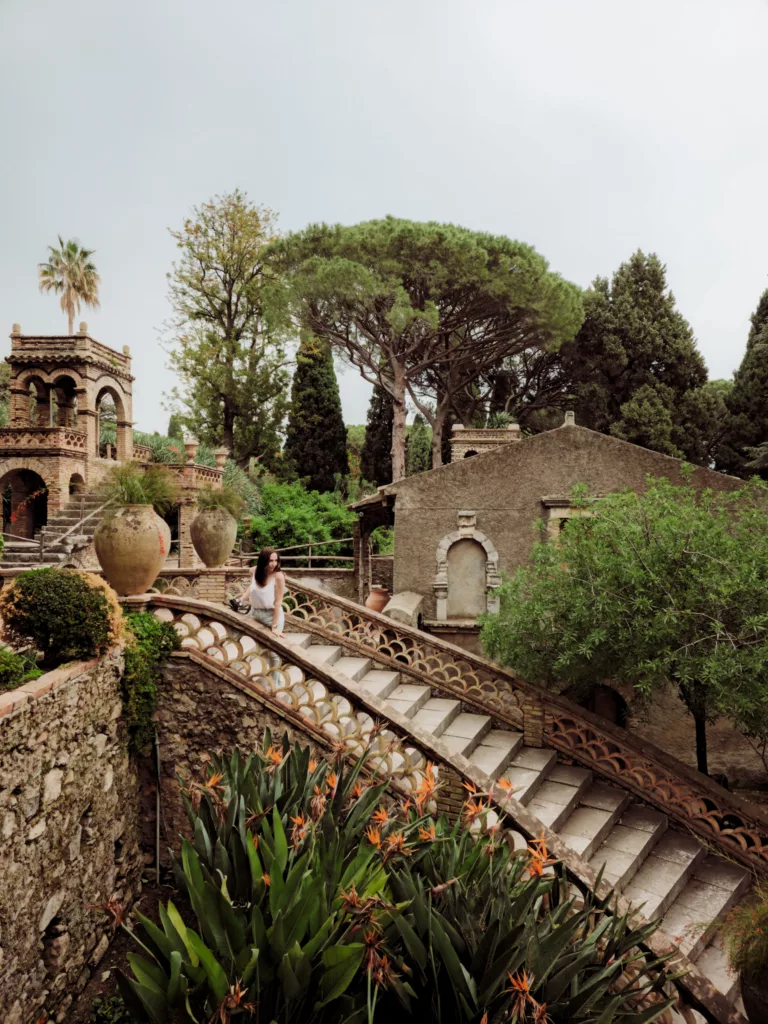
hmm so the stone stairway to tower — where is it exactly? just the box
[0,491,107,571]
[281,627,751,1005]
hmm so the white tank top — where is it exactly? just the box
[249,573,276,609]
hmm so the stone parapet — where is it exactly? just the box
[0,649,142,1024]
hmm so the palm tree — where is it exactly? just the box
[38,236,101,335]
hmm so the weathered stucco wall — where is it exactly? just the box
[0,650,142,1024]
[390,425,742,617]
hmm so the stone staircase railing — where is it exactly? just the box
[277,578,768,880]
[142,593,746,1024]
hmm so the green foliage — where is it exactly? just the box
[719,291,768,475]
[722,881,768,982]
[0,362,11,427]
[99,463,180,515]
[361,386,394,486]
[166,190,289,465]
[195,484,245,519]
[86,993,136,1024]
[370,526,394,555]
[38,235,100,334]
[406,414,431,476]
[0,645,42,691]
[121,612,180,754]
[167,413,184,439]
[559,251,709,461]
[222,459,262,517]
[481,477,768,776]
[0,568,123,668]
[118,736,673,1024]
[248,480,356,557]
[283,333,349,492]
[274,217,583,478]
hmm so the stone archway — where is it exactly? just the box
[94,383,129,460]
[1,468,48,539]
[433,510,501,620]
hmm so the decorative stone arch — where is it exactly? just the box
[93,382,131,460]
[50,373,79,428]
[0,462,49,538]
[433,510,501,620]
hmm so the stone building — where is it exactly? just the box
[352,415,742,647]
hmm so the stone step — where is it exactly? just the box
[559,782,629,860]
[303,644,342,667]
[468,729,524,779]
[501,747,557,805]
[661,856,751,961]
[622,832,706,920]
[441,712,492,758]
[411,697,461,738]
[526,764,593,831]
[694,935,739,1001]
[283,632,312,649]
[386,683,432,718]
[358,670,401,700]
[334,656,373,682]
[590,803,668,890]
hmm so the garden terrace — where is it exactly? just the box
[136,588,761,1022]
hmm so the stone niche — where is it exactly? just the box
[433,511,501,621]
[0,650,142,1024]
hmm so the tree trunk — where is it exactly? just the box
[431,402,449,469]
[223,404,235,454]
[390,363,407,481]
[693,706,708,776]
[67,310,74,335]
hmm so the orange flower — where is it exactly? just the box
[496,776,517,798]
[384,830,411,857]
[462,780,478,795]
[462,798,487,829]
[263,873,271,887]
[204,771,225,790]
[326,771,339,792]
[401,798,412,816]
[414,762,438,811]
[251,834,259,850]
[526,830,557,878]
[508,970,535,1018]
[364,824,382,848]
[371,806,389,825]
[310,784,327,821]
[308,759,317,773]
[418,823,437,842]
[352,781,365,798]
[265,745,283,768]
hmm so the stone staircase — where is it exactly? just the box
[283,628,751,1004]
[0,492,107,571]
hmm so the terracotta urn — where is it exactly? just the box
[94,505,171,596]
[190,508,238,567]
[365,585,390,614]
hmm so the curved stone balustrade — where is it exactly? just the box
[0,426,87,451]
[281,577,768,878]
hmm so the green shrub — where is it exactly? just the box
[86,993,136,1024]
[121,612,180,753]
[0,646,41,691]
[248,480,356,560]
[723,880,768,983]
[133,430,217,467]
[99,463,180,514]
[222,458,261,516]
[116,736,674,1024]
[370,525,394,554]
[195,484,245,518]
[0,569,124,668]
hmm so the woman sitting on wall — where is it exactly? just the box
[234,547,285,637]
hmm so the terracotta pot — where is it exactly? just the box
[365,586,390,613]
[742,973,768,1023]
[94,505,171,596]
[190,507,238,567]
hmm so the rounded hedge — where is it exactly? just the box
[0,568,124,667]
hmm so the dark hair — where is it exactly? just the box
[255,547,281,586]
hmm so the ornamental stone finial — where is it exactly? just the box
[564,410,576,427]
[123,345,131,356]
[77,322,88,335]
[11,322,21,335]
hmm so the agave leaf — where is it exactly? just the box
[272,803,289,876]
[135,912,175,966]
[167,949,183,1003]
[315,943,365,1007]
[302,914,337,960]
[187,928,229,1004]
[127,952,169,993]
[277,949,303,1002]
[193,817,213,867]
[117,970,170,1024]
[389,908,428,971]
[164,901,200,968]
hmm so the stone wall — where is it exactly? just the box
[0,650,142,1024]
[154,655,323,845]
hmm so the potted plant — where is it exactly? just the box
[722,881,768,1021]
[190,485,245,567]
[94,464,180,595]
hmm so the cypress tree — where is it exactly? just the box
[283,335,348,492]
[360,385,393,486]
[167,413,184,439]
[718,293,768,476]
[406,414,432,475]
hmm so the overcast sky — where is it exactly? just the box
[1,0,767,432]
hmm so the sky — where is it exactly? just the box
[1,0,767,433]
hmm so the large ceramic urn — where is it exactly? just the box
[190,508,238,567]
[94,505,171,596]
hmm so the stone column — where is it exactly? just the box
[76,388,99,463]
[116,420,133,463]
[35,385,52,427]
[178,499,199,569]
[9,385,30,426]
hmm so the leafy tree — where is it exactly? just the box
[274,218,583,478]
[360,385,394,486]
[0,362,10,427]
[166,190,290,465]
[38,236,101,335]
[480,477,768,777]
[249,480,356,557]
[558,251,708,460]
[283,334,348,492]
[166,412,184,439]
[718,291,768,476]
[406,413,432,475]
